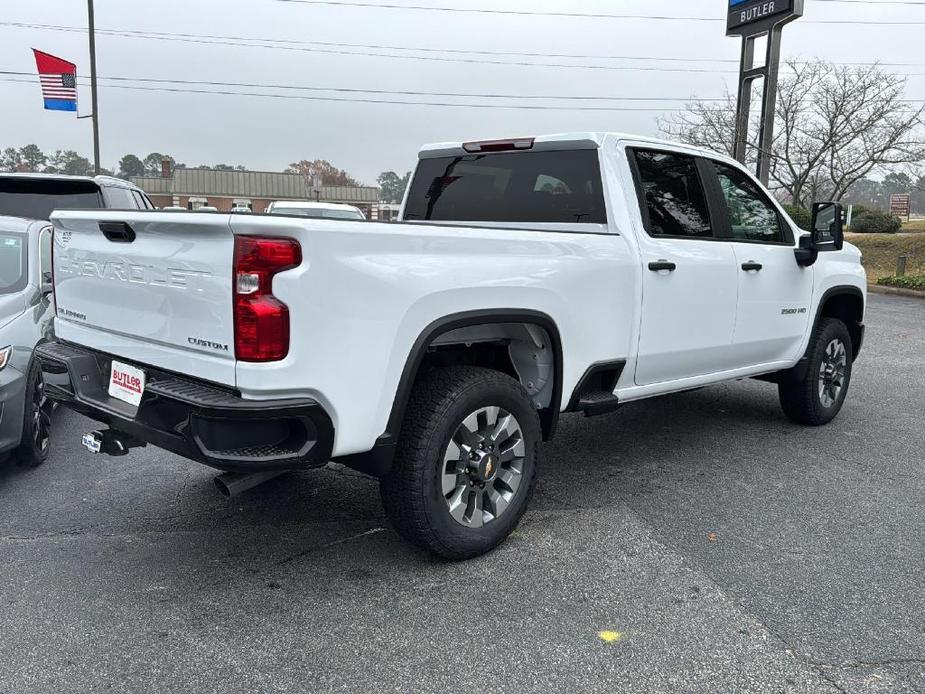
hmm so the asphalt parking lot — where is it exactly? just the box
[0,293,922,694]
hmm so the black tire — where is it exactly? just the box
[779,317,854,426]
[14,359,53,469]
[380,366,541,560]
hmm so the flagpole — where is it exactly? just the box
[87,0,100,175]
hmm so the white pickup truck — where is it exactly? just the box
[37,132,866,559]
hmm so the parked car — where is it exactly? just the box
[0,173,154,219]
[265,201,366,220]
[38,132,865,559]
[0,173,154,467]
[0,217,54,468]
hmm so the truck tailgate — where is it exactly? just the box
[51,211,236,386]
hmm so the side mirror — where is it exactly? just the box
[810,202,844,252]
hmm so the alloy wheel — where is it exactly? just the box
[31,372,53,453]
[818,338,847,408]
[441,406,526,528]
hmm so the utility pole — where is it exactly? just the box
[87,0,101,174]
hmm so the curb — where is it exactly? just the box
[868,284,925,299]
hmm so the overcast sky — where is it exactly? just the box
[0,0,918,184]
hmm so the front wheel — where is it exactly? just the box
[14,359,54,469]
[380,366,540,560]
[779,317,854,426]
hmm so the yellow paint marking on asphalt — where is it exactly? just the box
[598,630,623,643]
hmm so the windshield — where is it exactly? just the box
[404,149,607,224]
[0,232,27,295]
[269,207,365,220]
[0,178,103,220]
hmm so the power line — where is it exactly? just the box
[0,76,699,111]
[6,22,925,72]
[814,0,925,4]
[0,22,736,74]
[270,0,925,23]
[7,73,925,113]
[0,22,739,65]
[0,70,725,102]
[272,1,721,21]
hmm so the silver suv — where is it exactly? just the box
[0,217,54,467]
[0,173,153,467]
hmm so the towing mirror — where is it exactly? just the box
[811,202,844,252]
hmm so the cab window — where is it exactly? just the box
[102,186,137,209]
[711,162,788,244]
[39,227,52,281]
[39,227,53,284]
[131,190,153,209]
[0,232,27,295]
[404,150,607,224]
[630,149,713,238]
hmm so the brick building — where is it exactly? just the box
[131,161,380,217]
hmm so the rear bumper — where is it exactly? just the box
[34,341,334,472]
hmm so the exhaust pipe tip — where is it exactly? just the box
[213,474,234,498]
[214,470,286,498]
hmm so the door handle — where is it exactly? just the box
[648,260,677,272]
[741,261,763,272]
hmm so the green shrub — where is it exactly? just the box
[849,210,902,234]
[877,274,925,291]
[782,204,812,229]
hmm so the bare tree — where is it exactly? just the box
[660,60,925,208]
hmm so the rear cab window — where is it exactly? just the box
[403,149,607,225]
[0,178,102,220]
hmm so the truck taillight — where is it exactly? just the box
[233,236,301,362]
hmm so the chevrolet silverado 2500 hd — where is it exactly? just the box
[36,133,865,559]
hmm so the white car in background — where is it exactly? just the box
[265,201,366,220]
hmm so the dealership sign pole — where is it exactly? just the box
[727,0,804,185]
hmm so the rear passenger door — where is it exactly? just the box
[703,159,814,367]
[627,148,739,386]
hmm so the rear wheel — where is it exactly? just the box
[779,317,853,426]
[14,359,54,469]
[380,366,540,560]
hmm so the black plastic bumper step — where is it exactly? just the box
[577,390,620,417]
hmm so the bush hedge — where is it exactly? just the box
[877,275,925,291]
[848,204,874,219]
[849,210,902,234]
[782,204,812,230]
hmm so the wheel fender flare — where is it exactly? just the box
[335,309,563,477]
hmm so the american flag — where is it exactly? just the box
[32,49,77,112]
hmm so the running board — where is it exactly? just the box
[576,391,621,417]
